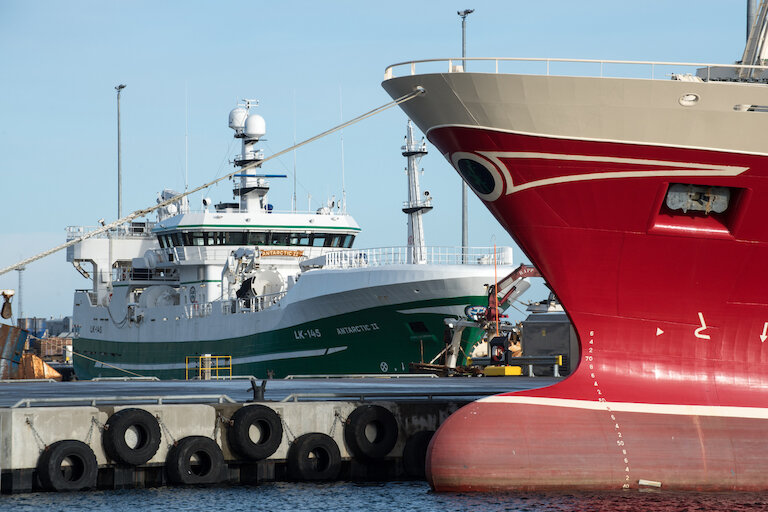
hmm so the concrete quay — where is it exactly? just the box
[0,376,558,493]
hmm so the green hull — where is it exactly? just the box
[73,297,486,379]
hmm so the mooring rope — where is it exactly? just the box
[23,331,146,378]
[0,87,425,277]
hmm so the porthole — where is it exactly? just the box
[679,93,699,107]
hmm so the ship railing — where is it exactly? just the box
[172,246,238,263]
[114,267,178,283]
[324,246,513,269]
[384,57,768,82]
[186,302,213,318]
[66,221,156,240]
[222,291,288,314]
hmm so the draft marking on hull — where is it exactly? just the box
[694,312,711,340]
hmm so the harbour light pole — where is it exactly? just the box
[458,9,473,262]
[115,84,126,219]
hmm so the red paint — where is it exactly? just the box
[424,128,768,491]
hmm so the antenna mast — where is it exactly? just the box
[401,120,432,264]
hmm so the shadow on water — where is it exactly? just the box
[3,482,768,512]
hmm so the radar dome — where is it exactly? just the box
[228,107,248,132]
[244,114,266,139]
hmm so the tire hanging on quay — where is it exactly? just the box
[286,432,341,481]
[343,405,399,461]
[227,404,283,461]
[102,408,162,466]
[402,430,435,479]
[37,439,98,492]
[165,436,225,485]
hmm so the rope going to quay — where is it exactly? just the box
[23,331,146,378]
[0,87,426,277]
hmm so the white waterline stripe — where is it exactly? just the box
[94,346,349,371]
[479,395,768,419]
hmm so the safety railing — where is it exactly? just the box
[221,292,288,315]
[172,246,235,263]
[324,246,513,269]
[186,303,213,318]
[284,373,439,379]
[115,267,178,283]
[11,394,236,408]
[384,57,768,82]
[279,391,494,402]
[65,221,156,240]
[185,354,232,380]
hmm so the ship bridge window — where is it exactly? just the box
[290,234,312,246]
[183,233,205,246]
[247,232,268,245]
[271,233,290,246]
[165,230,356,248]
[225,232,246,245]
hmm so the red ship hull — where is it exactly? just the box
[423,128,768,490]
[380,64,768,490]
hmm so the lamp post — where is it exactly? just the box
[458,9,473,262]
[115,84,126,220]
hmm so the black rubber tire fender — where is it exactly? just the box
[165,436,225,485]
[36,439,98,492]
[286,432,341,481]
[402,430,435,479]
[102,408,161,466]
[228,404,283,461]
[343,404,399,461]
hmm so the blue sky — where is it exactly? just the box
[0,1,747,320]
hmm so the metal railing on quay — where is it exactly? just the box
[10,394,237,408]
[279,391,496,402]
[284,373,439,379]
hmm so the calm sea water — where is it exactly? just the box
[3,482,768,511]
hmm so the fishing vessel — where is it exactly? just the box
[382,3,768,492]
[69,101,520,379]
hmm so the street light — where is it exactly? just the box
[115,84,126,220]
[457,9,473,262]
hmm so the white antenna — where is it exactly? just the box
[339,86,347,213]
